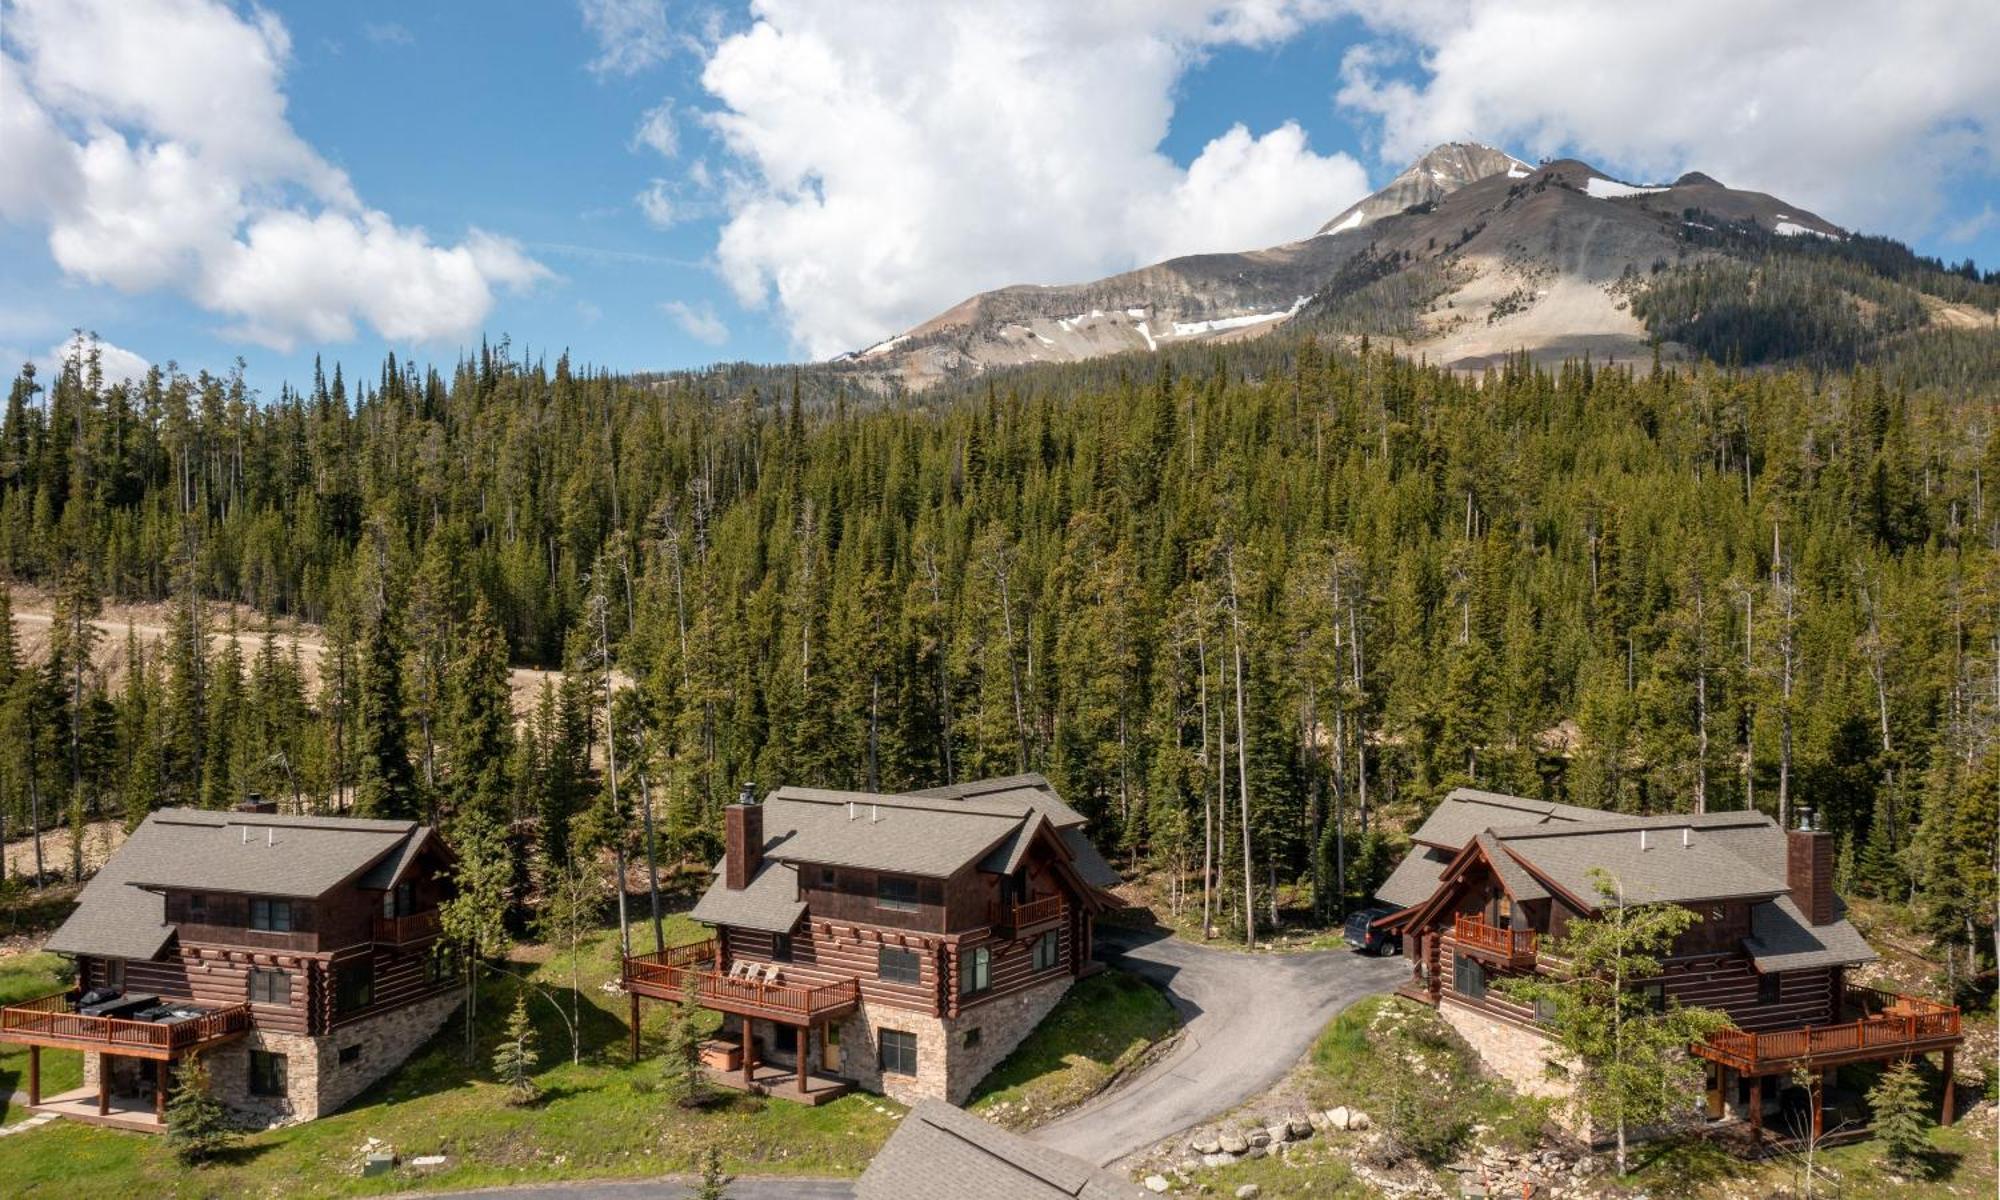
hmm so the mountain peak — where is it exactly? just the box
[1317,142,1530,237]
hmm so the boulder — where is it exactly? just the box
[1348,1110,1372,1130]
[1143,1175,1171,1194]
[1219,1130,1249,1155]
[1307,1110,1330,1130]
[1202,1152,1238,1169]
[1287,1116,1313,1139]
[1245,1145,1266,1159]
[1235,1186,1262,1200]
[1245,1128,1272,1149]
[1263,1123,1290,1144]
[1327,1106,1351,1130]
[1191,1134,1222,1155]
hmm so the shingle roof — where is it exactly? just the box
[856,1101,1149,1200]
[45,808,426,961]
[1745,895,1877,971]
[1409,788,1602,851]
[1059,827,1121,891]
[689,859,807,935]
[1488,812,1789,906]
[1377,844,1454,909]
[1476,833,1549,903]
[902,772,1089,828]
[762,790,1023,878]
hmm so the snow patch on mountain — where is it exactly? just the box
[1584,178,1666,200]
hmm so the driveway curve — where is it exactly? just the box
[1028,924,1406,1167]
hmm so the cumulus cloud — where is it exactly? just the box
[580,0,675,77]
[1336,0,2000,236]
[1,0,545,351]
[661,299,729,344]
[700,1,1369,357]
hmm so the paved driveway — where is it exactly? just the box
[1028,924,1406,1167]
[422,1179,853,1200]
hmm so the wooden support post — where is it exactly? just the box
[156,1061,168,1123]
[628,992,641,1063]
[1810,1068,1825,1141]
[1706,1065,1726,1121]
[1940,1048,1956,1125]
[1748,1074,1763,1135]
[98,1058,111,1116]
[27,1045,40,1107]
[795,1024,809,1094]
[742,1021,756,1090]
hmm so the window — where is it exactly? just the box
[382,881,414,919]
[1496,894,1513,929]
[248,968,291,1006]
[249,1051,287,1097]
[963,1027,982,1049]
[1758,974,1781,1005]
[186,893,207,923]
[772,933,793,963]
[428,946,458,985]
[338,1044,362,1065]
[820,867,836,888]
[879,1028,917,1076]
[250,897,293,932]
[876,875,920,912]
[959,947,991,996]
[878,947,921,985]
[336,960,375,1013]
[1033,931,1059,972]
[775,1026,797,1053]
[1534,996,1558,1024]
[102,958,125,991]
[1640,982,1667,1014]
[1454,954,1487,999]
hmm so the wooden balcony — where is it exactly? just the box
[374,908,443,946]
[1695,987,1962,1074]
[622,939,860,1023]
[1453,913,1539,967]
[0,992,252,1061]
[993,894,1066,936]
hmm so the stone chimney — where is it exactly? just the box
[724,782,762,891]
[1786,808,1836,925]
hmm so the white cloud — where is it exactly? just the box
[662,299,729,344]
[700,1,1368,357]
[633,99,679,158]
[44,332,150,388]
[580,0,675,77]
[1336,0,2000,238]
[636,180,679,228]
[0,0,545,351]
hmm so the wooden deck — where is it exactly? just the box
[0,992,251,1060]
[1695,987,1961,1073]
[622,940,860,1023]
[704,1061,853,1106]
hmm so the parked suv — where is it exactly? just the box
[1342,906,1401,956]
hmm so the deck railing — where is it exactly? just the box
[1697,988,1961,1073]
[0,992,252,1054]
[622,940,860,1021]
[998,894,1066,934]
[1453,913,1539,965]
[373,909,443,945]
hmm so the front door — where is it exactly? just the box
[821,1022,840,1072]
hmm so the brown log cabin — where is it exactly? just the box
[1,801,460,1131]
[1375,788,1963,1143]
[621,774,1121,1105]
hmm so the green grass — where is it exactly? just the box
[0,918,906,1198]
[967,969,1178,1130]
[1,951,81,1125]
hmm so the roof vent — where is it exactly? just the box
[1681,826,1691,849]
[1639,829,1650,851]
[240,826,248,845]
[266,826,274,847]
[870,803,880,824]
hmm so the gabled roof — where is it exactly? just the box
[1376,844,1454,909]
[902,772,1089,828]
[1487,812,1788,907]
[690,859,807,935]
[45,808,433,962]
[1745,895,1877,972]
[856,1100,1148,1200]
[1408,787,1601,851]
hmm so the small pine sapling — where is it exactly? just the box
[492,989,541,1104]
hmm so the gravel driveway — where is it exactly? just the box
[1028,923,1407,1167]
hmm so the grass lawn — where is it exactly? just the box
[967,968,1179,1130]
[0,917,905,1198]
[1,951,81,1125]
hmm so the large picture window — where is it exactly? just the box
[876,875,920,912]
[878,1028,917,1076]
[336,960,375,1013]
[1032,930,1059,971]
[958,946,990,996]
[878,947,921,985]
[250,897,294,932]
[249,1050,287,1097]
[1454,954,1487,999]
[249,968,291,1006]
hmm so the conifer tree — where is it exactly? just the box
[660,969,710,1109]
[492,989,540,1104]
[354,608,417,820]
[164,1053,237,1166]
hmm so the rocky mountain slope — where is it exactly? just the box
[830,141,1957,389]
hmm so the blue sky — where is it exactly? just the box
[3,0,1996,396]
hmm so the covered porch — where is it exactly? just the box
[29,1084,167,1133]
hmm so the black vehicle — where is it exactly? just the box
[1342,906,1402,956]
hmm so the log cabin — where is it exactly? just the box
[1374,788,1963,1143]
[621,774,1121,1105]
[0,801,459,1131]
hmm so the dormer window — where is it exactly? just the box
[876,875,920,912]
[186,893,207,923]
[250,897,294,932]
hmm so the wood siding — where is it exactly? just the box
[797,868,949,934]
[954,922,1070,1014]
[723,923,943,1017]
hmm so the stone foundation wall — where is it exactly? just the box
[830,972,1073,1105]
[1439,998,1584,1130]
[204,989,462,1127]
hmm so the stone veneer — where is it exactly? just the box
[1438,999,1582,1125]
[202,989,463,1126]
[829,972,1074,1105]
